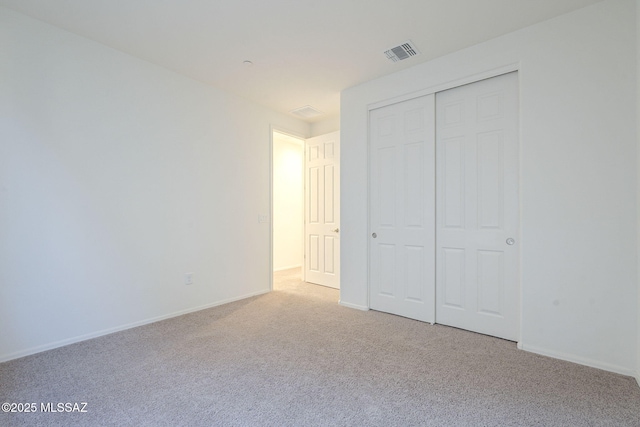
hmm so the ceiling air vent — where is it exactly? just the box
[290,105,323,119]
[384,40,420,63]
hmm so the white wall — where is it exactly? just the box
[310,115,340,137]
[341,0,637,375]
[273,134,303,271]
[0,6,309,361]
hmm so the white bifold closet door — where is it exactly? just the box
[369,95,436,323]
[435,72,519,341]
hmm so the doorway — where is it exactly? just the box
[272,131,305,288]
[271,129,341,291]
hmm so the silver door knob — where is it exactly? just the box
[372,233,377,238]
[333,228,340,233]
[506,238,515,245]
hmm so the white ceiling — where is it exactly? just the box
[1,0,603,122]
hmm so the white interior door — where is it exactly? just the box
[369,95,436,323]
[435,72,519,341]
[305,131,340,289]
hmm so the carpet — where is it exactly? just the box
[1,268,639,426]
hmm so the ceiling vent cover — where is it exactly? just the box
[290,105,323,119]
[384,40,420,62]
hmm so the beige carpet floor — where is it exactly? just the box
[1,268,639,426]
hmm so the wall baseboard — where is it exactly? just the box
[338,300,369,311]
[519,343,635,378]
[0,289,270,364]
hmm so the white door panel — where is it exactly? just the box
[369,95,435,323]
[435,72,519,341]
[305,132,340,289]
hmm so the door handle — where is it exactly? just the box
[372,233,377,238]
[332,228,340,233]
[506,238,515,245]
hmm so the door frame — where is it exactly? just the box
[366,63,523,343]
[269,126,307,291]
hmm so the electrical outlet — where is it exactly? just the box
[185,273,193,285]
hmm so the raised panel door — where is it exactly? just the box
[305,132,340,289]
[435,72,519,341]
[369,95,435,323]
